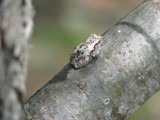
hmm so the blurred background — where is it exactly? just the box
[26,0,160,120]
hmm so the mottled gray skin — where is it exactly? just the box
[70,34,103,68]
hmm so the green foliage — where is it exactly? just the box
[32,22,92,52]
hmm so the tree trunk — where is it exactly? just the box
[25,1,160,120]
[0,0,34,120]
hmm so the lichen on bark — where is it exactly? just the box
[0,0,34,120]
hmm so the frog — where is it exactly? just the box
[70,34,103,69]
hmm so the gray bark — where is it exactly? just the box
[25,1,160,120]
[0,0,34,120]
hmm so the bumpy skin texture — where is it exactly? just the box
[70,34,103,69]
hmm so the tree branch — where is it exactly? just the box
[25,1,160,120]
[0,0,34,120]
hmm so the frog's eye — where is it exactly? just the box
[81,52,84,55]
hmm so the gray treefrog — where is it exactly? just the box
[70,34,103,69]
